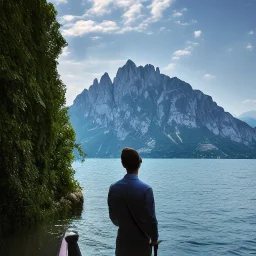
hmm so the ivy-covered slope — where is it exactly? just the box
[0,0,83,235]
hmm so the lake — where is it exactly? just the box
[1,159,256,255]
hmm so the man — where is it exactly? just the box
[108,148,158,256]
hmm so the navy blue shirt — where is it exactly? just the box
[108,174,158,243]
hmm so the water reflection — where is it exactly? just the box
[0,219,74,256]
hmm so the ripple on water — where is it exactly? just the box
[1,159,256,256]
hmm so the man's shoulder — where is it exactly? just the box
[109,178,125,189]
[110,177,152,191]
[137,179,152,190]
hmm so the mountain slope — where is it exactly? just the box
[238,111,256,128]
[69,60,256,158]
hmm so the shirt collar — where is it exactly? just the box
[124,174,139,180]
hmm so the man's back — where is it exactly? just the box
[108,148,158,256]
[108,174,158,246]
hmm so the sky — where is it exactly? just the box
[50,0,256,116]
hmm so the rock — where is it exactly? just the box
[66,191,84,206]
[69,60,256,159]
[57,190,84,216]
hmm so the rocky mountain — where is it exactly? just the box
[69,60,256,158]
[238,111,256,128]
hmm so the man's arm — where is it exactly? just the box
[145,187,158,243]
[108,185,119,227]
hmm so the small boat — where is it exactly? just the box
[58,231,82,256]
[58,230,161,256]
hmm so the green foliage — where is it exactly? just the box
[0,0,84,234]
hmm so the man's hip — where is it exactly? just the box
[116,238,152,256]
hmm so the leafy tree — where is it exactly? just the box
[0,0,84,235]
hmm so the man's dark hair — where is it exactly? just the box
[121,148,142,173]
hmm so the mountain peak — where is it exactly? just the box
[125,59,137,68]
[100,72,112,86]
[93,78,99,86]
[70,60,256,158]
[144,64,156,74]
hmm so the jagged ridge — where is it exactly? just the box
[69,60,256,158]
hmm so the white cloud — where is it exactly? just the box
[171,46,192,62]
[159,26,171,32]
[172,56,180,61]
[163,63,176,70]
[116,26,143,34]
[62,20,120,36]
[85,0,114,16]
[171,43,198,61]
[60,14,89,23]
[242,99,256,104]
[52,0,68,4]
[171,6,187,18]
[185,46,193,50]
[60,1,151,35]
[204,74,216,79]
[59,46,70,57]
[248,30,254,35]
[187,41,199,46]
[85,0,143,17]
[175,20,189,26]
[116,22,148,34]
[61,0,135,21]
[246,43,253,51]
[62,23,75,28]
[148,0,174,22]
[123,3,144,25]
[173,49,191,56]
[60,0,174,36]
[61,15,77,22]
[91,36,102,40]
[172,11,183,18]
[115,0,138,8]
[194,30,201,38]
[175,19,197,26]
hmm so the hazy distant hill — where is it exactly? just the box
[238,110,256,128]
[69,60,256,158]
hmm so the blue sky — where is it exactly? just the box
[50,0,256,116]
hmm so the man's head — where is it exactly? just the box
[121,148,142,174]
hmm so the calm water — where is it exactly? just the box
[1,159,256,255]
